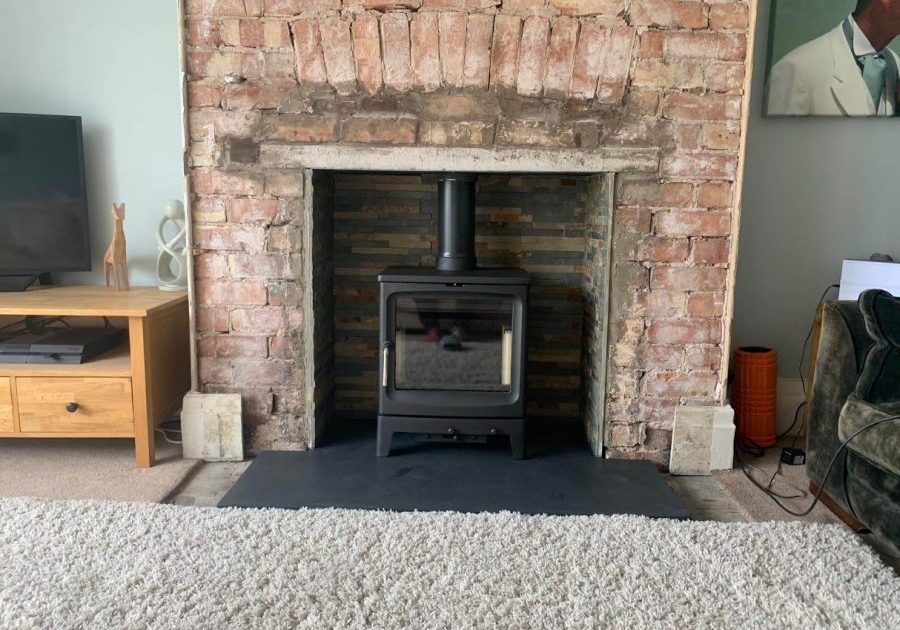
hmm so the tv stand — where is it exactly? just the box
[0,275,39,292]
[0,286,190,468]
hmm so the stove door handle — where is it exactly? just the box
[382,342,392,388]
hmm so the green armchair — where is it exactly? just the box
[807,291,900,549]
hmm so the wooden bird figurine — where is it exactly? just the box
[103,203,129,291]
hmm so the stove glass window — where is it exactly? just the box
[391,294,515,392]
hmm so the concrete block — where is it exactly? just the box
[709,406,735,471]
[669,405,735,475]
[181,392,244,462]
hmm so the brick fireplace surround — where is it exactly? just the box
[184,0,754,463]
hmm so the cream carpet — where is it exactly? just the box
[0,439,199,503]
[1,499,898,629]
[716,445,841,525]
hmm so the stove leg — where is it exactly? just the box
[509,426,526,460]
[376,423,394,457]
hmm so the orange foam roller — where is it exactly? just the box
[731,346,777,448]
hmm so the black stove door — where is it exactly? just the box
[379,282,528,418]
[392,293,513,392]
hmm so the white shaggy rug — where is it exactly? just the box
[1,499,898,629]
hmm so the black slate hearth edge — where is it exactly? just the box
[219,420,688,519]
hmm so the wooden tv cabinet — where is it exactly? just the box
[0,286,190,468]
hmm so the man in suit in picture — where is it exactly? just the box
[767,0,900,116]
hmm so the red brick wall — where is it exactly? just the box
[184,0,751,458]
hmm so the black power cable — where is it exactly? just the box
[740,284,840,501]
[0,316,71,340]
[776,401,806,441]
[743,415,900,517]
[777,283,839,444]
[798,284,840,398]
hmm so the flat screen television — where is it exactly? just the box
[0,113,90,290]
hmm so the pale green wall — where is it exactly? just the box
[733,0,900,376]
[0,0,184,286]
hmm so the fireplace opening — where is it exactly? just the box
[308,172,612,457]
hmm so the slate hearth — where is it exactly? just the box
[218,419,688,518]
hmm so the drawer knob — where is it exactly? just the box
[65,402,79,413]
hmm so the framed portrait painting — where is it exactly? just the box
[765,0,900,116]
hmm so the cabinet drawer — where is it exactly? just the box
[16,377,134,434]
[0,377,13,433]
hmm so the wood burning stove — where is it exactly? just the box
[377,174,530,458]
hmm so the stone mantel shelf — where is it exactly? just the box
[258,144,661,174]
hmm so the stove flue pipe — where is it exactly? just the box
[435,173,478,272]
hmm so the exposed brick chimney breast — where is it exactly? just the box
[185,0,752,462]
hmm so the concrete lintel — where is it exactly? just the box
[259,144,660,174]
